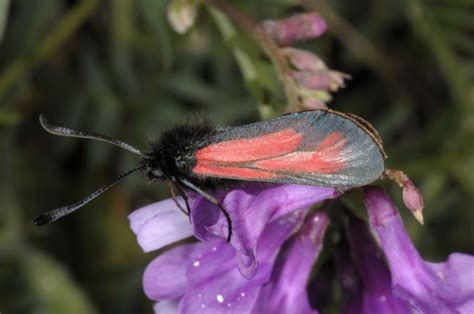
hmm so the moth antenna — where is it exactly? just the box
[39,114,143,156]
[33,164,145,226]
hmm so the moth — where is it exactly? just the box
[34,110,386,242]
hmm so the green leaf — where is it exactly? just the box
[22,249,98,314]
[0,108,20,126]
[138,0,174,68]
[0,0,10,42]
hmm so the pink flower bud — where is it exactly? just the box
[262,13,327,46]
[402,180,424,224]
[292,70,348,92]
[384,169,425,224]
[281,48,326,71]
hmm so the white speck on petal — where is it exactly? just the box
[241,292,246,297]
[216,294,224,303]
[193,261,200,267]
[437,271,445,280]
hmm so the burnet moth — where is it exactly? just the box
[34,109,386,242]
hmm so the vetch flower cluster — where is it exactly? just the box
[129,184,474,313]
[261,13,349,111]
[130,184,338,313]
[363,187,474,313]
[262,13,327,47]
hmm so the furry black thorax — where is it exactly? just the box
[141,119,237,190]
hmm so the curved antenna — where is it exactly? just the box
[39,115,143,156]
[33,165,145,226]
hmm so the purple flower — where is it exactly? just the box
[338,215,412,313]
[364,187,474,314]
[253,211,329,314]
[129,184,338,313]
[262,13,327,46]
[333,187,474,314]
[129,198,194,252]
[129,182,474,313]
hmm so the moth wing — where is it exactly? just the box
[192,110,385,187]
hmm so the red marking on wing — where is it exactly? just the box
[195,128,303,163]
[317,132,344,151]
[254,132,346,174]
[193,163,281,179]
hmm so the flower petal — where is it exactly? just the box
[307,260,334,310]
[180,265,264,314]
[346,215,411,313]
[180,209,305,313]
[144,239,237,301]
[128,198,193,252]
[253,211,330,314]
[262,13,327,46]
[365,186,474,314]
[154,299,179,314]
[190,190,230,242]
[192,184,337,278]
[282,48,327,71]
[185,240,236,287]
[144,244,194,300]
[336,241,364,314]
[425,253,474,313]
[292,70,347,92]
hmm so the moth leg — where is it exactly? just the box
[168,181,189,216]
[178,178,233,243]
[170,178,193,226]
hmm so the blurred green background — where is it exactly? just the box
[0,0,473,313]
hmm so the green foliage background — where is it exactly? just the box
[0,0,473,313]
